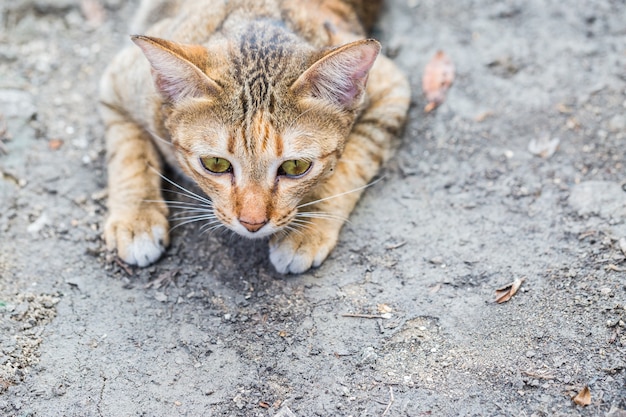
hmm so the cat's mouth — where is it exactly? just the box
[231,219,276,239]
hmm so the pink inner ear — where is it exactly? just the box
[132,36,218,103]
[300,40,380,108]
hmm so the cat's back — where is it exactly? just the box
[131,0,382,45]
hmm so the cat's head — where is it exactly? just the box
[132,34,379,238]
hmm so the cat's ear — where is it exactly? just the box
[291,39,380,109]
[131,35,220,102]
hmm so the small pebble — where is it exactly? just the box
[608,114,626,132]
[154,292,167,302]
[600,287,612,295]
[359,346,378,365]
[429,256,444,265]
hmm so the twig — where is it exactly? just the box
[521,370,555,380]
[114,257,134,276]
[385,241,406,250]
[377,319,385,334]
[381,386,394,416]
[342,313,386,319]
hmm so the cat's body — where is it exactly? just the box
[100,0,410,273]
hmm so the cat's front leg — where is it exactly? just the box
[102,111,170,267]
[269,54,411,274]
[269,214,341,274]
[268,146,377,274]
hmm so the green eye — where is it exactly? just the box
[278,160,312,177]
[200,157,232,174]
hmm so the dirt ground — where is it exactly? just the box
[1,0,625,416]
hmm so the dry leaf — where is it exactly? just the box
[528,136,560,158]
[556,103,574,114]
[377,303,393,314]
[429,283,442,294]
[422,50,455,112]
[474,111,494,122]
[572,386,591,406]
[495,277,526,303]
[48,139,64,150]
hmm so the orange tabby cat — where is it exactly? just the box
[99,0,410,273]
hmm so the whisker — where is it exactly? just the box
[296,212,348,222]
[200,222,225,236]
[281,224,305,238]
[297,176,385,209]
[199,219,223,230]
[170,213,217,222]
[144,200,214,217]
[169,216,218,232]
[161,189,214,206]
[148,166,213,206]
[290,218,315,227]
[170,210,214,217]
[167,204,213,213]
[146,128,174,147]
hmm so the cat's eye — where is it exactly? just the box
[278,159,312,177]
[200,157,232,174]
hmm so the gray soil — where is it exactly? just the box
[1,0,625,416]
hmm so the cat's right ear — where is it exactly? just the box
[291,39,380,110]
[131,35,220,103]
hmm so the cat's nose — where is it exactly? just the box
[239,218,268,233]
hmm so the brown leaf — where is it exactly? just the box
[474,111,494,122]
[556,103,574,114]
[48,139,64,150]
[495,277,526,304]
[572,386,591,406]
[422,50,455,112]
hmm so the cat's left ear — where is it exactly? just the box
[291,39,380,110]
[131,35,220,103]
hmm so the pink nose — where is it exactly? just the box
[239,219,267,233]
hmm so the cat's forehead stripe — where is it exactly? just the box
[231,21,295,124]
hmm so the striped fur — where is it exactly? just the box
[100,0,410,273]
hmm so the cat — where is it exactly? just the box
[99,0,411,274]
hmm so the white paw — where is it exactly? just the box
[119,226,167,267]
[104,210,170,267]
[269,233,335,274]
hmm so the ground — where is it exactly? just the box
[0,0,625,416]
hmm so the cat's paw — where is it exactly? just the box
[104,208,170,267]
[269,229,338,274]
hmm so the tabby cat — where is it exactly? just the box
[99,0,410,273]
